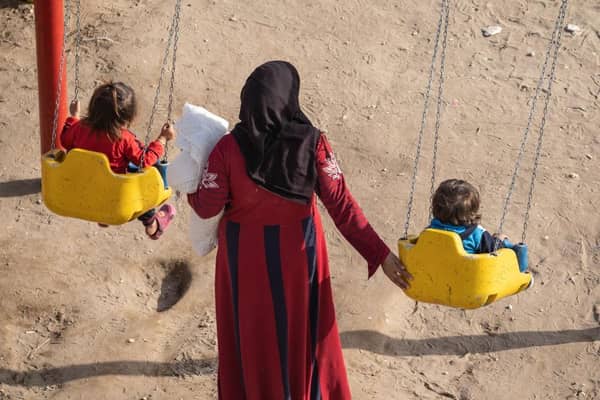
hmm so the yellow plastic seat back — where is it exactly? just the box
[41,149,172,225]
[398,229,532,309]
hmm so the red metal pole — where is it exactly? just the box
[34,0,66,154]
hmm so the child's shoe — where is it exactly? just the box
[146,204,176,240]
[526,274,534,290]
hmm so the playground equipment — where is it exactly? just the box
[36,0,182,225]
[398,0,568,308]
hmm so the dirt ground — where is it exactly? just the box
[0,0,599,399]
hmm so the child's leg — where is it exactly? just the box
[138,209,156,224]
[511,243,529,273]
[139,209,158,236]
[138,208,158,236]
[139,205,175,240]
[501,238,529,273]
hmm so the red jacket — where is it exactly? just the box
[187,134,390,276]
[60,117,164,174]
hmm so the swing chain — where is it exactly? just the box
[142,0,182,168]
[73,0,81,102]
[165,0,182,162]
[429,0,450,219]
[167,0,182,122]
[521,0,568,243]
[403,0,449,238]
[141,22,173,168]
[49,0,73,151]
[495,0,568,245]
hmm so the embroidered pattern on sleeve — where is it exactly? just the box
[200,162,219,189]
[323,154,343,180]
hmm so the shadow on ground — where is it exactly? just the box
[0,0,32,9]
[0,358,217,387]
[2,327,598,387]
[0,178,41,197]
[157,260,193,312]
[340,327,600,356]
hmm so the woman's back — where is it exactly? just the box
[185,61,408,400]
[192,134,313,226]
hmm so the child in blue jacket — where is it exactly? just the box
[428,179,528,272]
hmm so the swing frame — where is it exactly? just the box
[398,230,532,309]
[398,0,568,308]
[42,149,172,225]
[34,0,68,154]
[36,0,181,225]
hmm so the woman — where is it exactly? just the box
[188,61,411,400]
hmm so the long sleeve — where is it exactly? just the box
[123,133,165,168]
[60,116,80,151]
[187,140,230,219]
[315,135,390,277]
[477,231,509,254]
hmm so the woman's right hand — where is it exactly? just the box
[159,122,176,142]
[381,252,412,290]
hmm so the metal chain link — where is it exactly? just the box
[141,0,181,168]
[429,0,450,219]
[50,0,72,151]
[520,0,568,243]
[143,21,174,146]
[403,0,448,238]
[164,0,182,161]
[72,0,81,101]
[495,0,569,245]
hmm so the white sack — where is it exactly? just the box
[189,210,224,256]
[168,103,229,193]
[168,103,228,256]
[165,151,200,194]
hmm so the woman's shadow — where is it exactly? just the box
[0,359,217,387]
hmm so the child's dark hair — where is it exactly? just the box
[83,82,137,141]
[431,179,482,226]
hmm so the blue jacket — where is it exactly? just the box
[428,218,506,254]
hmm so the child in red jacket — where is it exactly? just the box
[61,81,176,239]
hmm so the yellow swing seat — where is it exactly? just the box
[41,148,172,225]
[398,229,532,309]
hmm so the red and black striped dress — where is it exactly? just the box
[188,134,389,400]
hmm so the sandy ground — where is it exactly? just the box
[0,0,599,399]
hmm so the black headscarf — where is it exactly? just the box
[232,61,321,204]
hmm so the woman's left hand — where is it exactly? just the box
[381,252,412,290]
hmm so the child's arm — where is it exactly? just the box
[478,231,509,253]
[59,100,81,151]
[125,123,175,168]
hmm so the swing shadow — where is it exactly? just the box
[0,358,217,387]
[157,260,193,312]
[3,328,597,387]
[340,327,600,357]
[0,178,41,197]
